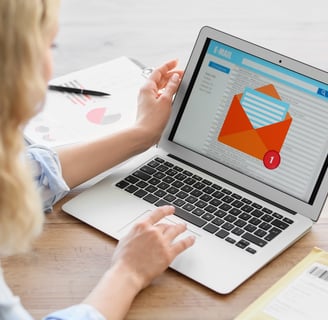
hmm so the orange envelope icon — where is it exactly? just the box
[218,84,292,160]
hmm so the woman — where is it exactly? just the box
[0,0,195,319]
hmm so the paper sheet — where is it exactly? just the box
[235,247,328,320]
[24,56,145,147]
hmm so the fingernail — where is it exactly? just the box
[171,73,180,82]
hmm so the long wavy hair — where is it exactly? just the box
[0,0,60,255]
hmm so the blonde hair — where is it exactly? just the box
[0,0,60,255]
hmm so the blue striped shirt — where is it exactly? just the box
[0,145,105,320]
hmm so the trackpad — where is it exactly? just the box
[116,209,201,241]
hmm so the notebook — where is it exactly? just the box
[62,26,328,294]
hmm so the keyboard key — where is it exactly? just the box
[184,178,196,185]
[222,188,232,194]
[144,194,159,203]
[224,214,237,223]
[232,227,244,236]
[214,210,227,218]
[283,217,294,224]
[173,199,185,207]
[259,222,271,231]
[204,205,216,213]
[254,229,267,238]
[174,207,207,227]
[190,189,202,197]
[172,180,184,188]
[273,212,283,219]
[136,180,148,188]
[235,219,247,228]
[202,213,214,221]
[222,195,234,203]
[222,222,234,231]
[125,175,139,183]
[185,195,198,204]
[203,223,219,234]
[241,204,254,213]
[252,209,263,217]
[155,199,206,227]
[176,191,188,199]
[213,191,224,199]
[212,218,224,226]
[252,203,262,209]
[167,186,179,194]
[133,170,151,181]
[225,237,236,244]
[125,185,138,193]
[231,200,244,208]
[195,200,207,208]
[140,165,156,175]
[157,164,169,172]
[116,180,129,189]
[215,229,229,238]
[148,160,161,168]
[236,239,249,249]
[242,233,267,247]
[192,208,204,216]
[145,185,157,193]
[244,224,256,232]
[242,198,252,204]
[164,194,176,202]
[229,208,241,216]
[154,190,166,197]
[262,214,274,222]
[264,227,282,241]
[200,194,212,202]
[249,217,261,226]
[135,190,147,198]
[219,203,232,211]
[271,219,289,230]
[203,186,215,194]
[246,247,257,254]
[182,203,195,212]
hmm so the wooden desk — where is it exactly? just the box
[2,193,328,320]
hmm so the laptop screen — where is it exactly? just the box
[169,38,328,205]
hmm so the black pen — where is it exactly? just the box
[48,84,110,96]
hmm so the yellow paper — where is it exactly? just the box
[235,247,328,319]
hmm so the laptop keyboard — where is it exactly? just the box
[115,157,294,254]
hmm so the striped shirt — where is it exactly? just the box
[0,145,105,320]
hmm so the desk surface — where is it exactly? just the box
[3,1,328,319]
[2,193,328,319]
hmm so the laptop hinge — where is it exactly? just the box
[167,154,297,215]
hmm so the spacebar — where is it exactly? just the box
[155,199,206,227]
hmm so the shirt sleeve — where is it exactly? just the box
[43,304,105,320]
[26,145,70,212]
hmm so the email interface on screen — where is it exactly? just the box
[172,39,328,204]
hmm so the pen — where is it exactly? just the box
[48,84,110,96]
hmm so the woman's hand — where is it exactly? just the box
[110,205,195,291]
[83,206,195,319]
[135,59,183,147]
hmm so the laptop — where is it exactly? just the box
[62,26,328,294]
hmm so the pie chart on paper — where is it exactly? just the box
[86,107,121,125]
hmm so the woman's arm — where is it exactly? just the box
[83,205,195,320]
[57,60,182,189]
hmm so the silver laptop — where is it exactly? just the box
[63,26,328,294]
